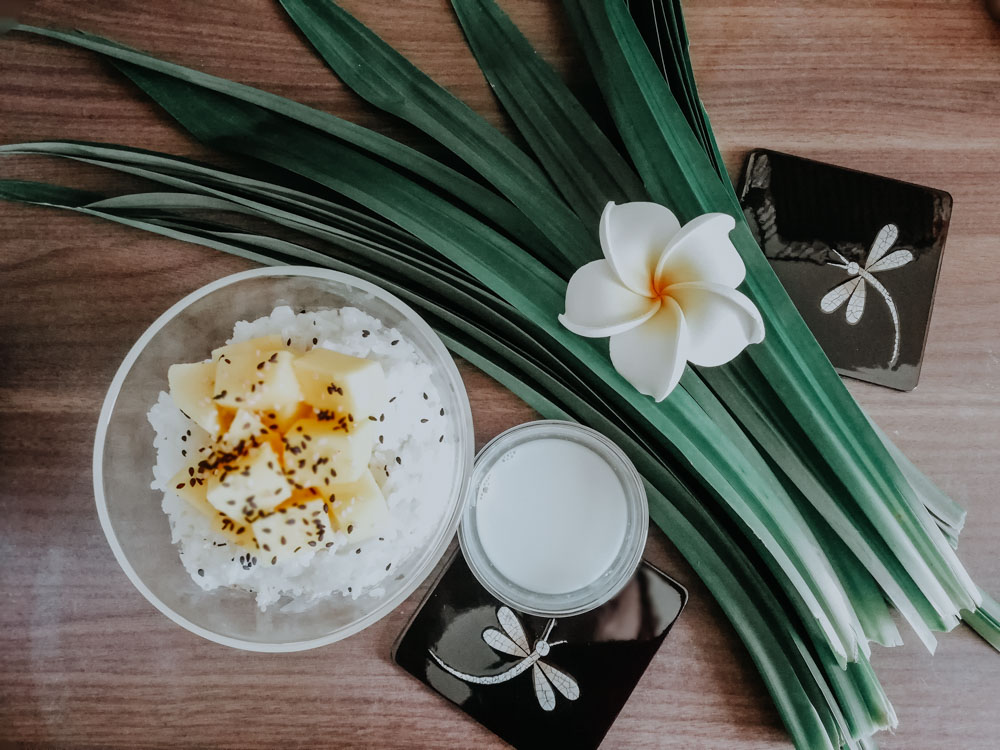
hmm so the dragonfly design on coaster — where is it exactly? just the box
[819,223,914,367]
[428,606,581,711]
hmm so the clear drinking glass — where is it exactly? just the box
[458,420,648,618]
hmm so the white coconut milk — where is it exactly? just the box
[474,437,628,595]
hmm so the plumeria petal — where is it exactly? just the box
[609,297,689,401]
[668,281,765,367]
[559,260,661,338]
[654,213,746,290]
[600,201,681,296]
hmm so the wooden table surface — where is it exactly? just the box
[2,1,999,748]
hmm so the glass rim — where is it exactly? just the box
[458,420,649,618]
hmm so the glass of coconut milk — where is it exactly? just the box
[459,421,648,617]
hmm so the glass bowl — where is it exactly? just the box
[93,267,474,651]
[459,420,648,618]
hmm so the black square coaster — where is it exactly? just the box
[392,551,687,750]
[738,149,952,390]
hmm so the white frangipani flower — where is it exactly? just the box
[559,201,765,401]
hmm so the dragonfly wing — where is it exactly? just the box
[482,627,529,657]
[865,223,899,266]
[538,661,581,701]
[532,663,557,712]
[866,249,914,274]
[845,278,867,325]
[820,278,860,314]
[495,606,531,654]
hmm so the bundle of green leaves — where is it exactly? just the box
[2,2,997,748]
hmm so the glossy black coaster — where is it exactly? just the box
[392,551,687,750]
[738,150,952,391]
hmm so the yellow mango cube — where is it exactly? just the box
[292,348,387,422]
[204,442,292,522]
[219,408,269,450]
[211,336,303,412]
[327,470,388,542]
[282,418,377,488]
[168,361,224,437]
[252,493,332,565]
[167,464,255,547]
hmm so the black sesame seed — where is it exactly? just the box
[422,392,428,400]
[361,330,370,337]
[355,548,361,554]
[395,456,402,465]
[312,338,318,345]
[271,556,277,565]
[347,524,354,534]
[385,563,391,571]
[391,339,399,346]
[198,568,204,577]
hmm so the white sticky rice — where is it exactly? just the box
[148,305,452,610]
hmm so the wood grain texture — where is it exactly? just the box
[1,1,998,748]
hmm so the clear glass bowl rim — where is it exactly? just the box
[92,266,475,652]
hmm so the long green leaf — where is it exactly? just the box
[277,0,594,267]
[449,0,647,227]
[12,24,562,265]
[962,589,1000,653]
